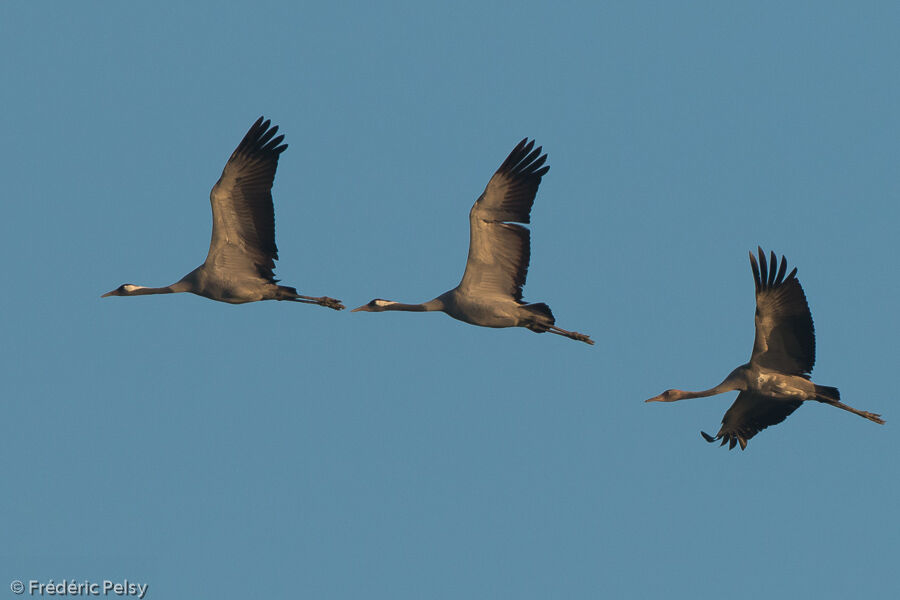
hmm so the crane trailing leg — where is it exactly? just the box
[814,385,884,424]
[522,302,593,345]
[276,285,345,310]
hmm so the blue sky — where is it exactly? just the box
[1,2,898,598]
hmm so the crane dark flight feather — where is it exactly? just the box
[702,391,803,450]
[474,137,548,223]
[207,116,287,280]
[750,248,815,376]
[459,139,548,300]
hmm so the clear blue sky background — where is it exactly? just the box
[1,2,897,599]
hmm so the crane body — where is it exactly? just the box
[353,139,592,345]
[647,248,883,450]
[103,117,343,310]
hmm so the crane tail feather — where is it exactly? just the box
[814,385,840,402]
[524,302,554,320]
[275,285,300,299]
[522,302,555,332]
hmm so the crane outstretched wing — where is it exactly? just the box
[458,139,549,301]
[748,248,816,376]
[206,117,287,281]
[701,391,803,450]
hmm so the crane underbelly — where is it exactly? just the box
[755,372,814,400]
[195,280,270,303]
[443,301,519,328]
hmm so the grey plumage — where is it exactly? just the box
[646,248,883,450]
[102,117,343,309]
[352,138,592,345]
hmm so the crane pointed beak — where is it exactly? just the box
[101,290,116,298]
[645,394,670,403]
[350,305,367,312]
[646,390,679,403]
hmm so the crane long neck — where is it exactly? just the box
[383,300,441,312]
[678,386,728,400]
[382,298,444,312]
[127,285,178,296]
[676,379,742,400]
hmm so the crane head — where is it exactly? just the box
[102,284,141,297]
[351,299,396,312]
[645,389,682,403]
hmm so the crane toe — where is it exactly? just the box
[322,297,345,311]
